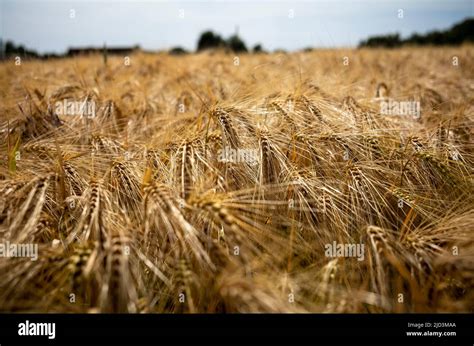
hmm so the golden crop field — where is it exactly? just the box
[0,46,473,313]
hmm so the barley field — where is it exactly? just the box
[0,46,473,313]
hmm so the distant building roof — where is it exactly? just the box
[67,45,140,56]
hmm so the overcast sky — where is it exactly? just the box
[1,0,472,53]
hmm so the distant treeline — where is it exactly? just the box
[359,18,473,48]
[0,32,263,60]
[0,40,140,60]
[0,40,46,59]
[1,18,472,60]
[170,30,264,55]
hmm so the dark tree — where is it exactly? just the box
[226,34,247,52]
[252,44,264,53]
[445,18,474,44]
[359,18,474,48]
[5,41,15,54]
[359,34,402,48]
[197,31,225,51]
[1,40,39,59]
[169,47,188,55]
[405,33,424,45]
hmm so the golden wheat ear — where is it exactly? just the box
[375,82,389,98]
[257,130,288,187]
[6,174,55,243]
[143,183,213,269]
[99,232,138,313]
[65,180,108,246]
[108,160,143,220]
[210,107,241,149]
